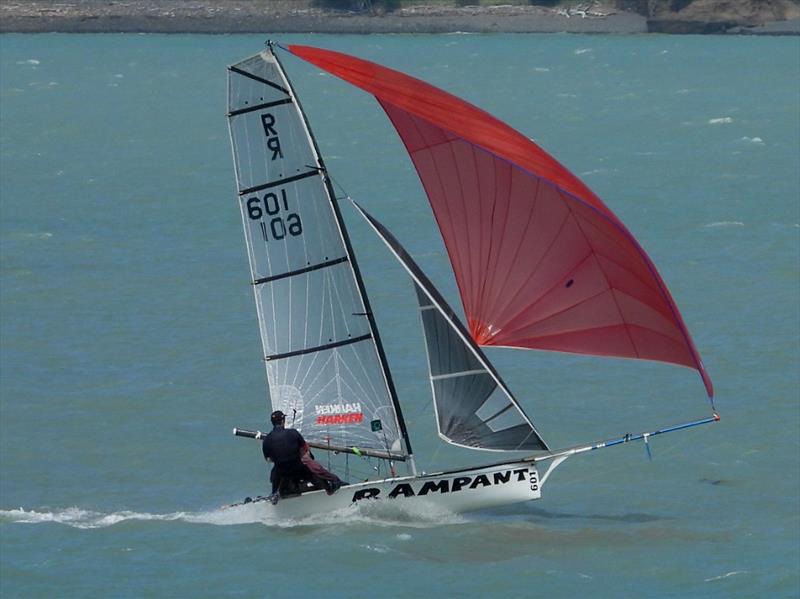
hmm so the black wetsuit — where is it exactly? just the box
[261,425,313,496]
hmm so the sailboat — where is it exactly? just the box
[225,43,718,518]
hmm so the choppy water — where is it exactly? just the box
[1,33,798,597]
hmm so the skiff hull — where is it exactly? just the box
[231,461,541,520]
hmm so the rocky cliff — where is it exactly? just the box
[619,0,800,31]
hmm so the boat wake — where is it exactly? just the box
[1,507,205,530]
[1,501,466,530]
[221,498,467,528]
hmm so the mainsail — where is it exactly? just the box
[354,202,548,452]
[287,45,714,399]
[227,49,410,458]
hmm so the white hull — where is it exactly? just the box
[231,460,541,520]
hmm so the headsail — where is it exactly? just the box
[353,201,548,452]
[227,48,410,458]
[287,45,714,399]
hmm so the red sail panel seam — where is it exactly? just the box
[481,155,519,340]
[572,210,661,294]
[563,191,640,359]
[476,148,495,325]
[485,169,542,327]
[481,175,544,333]
[409,136,460,155]
[448,138,476,318]
[518,323,694,364]
[477,160,503,335]
[469,142,485,320]
[485,203,574,340]
[490,250,597,340]
[590,248,674,320]
[497,284,610,341]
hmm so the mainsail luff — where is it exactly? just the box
[227,47,411,458]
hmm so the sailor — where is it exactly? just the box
[261,410,343,503]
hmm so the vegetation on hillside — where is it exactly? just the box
[309,0,800,22]
[311,1,562,11]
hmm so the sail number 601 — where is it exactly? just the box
[245,189,303,241]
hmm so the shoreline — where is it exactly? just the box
[1,2,798,35]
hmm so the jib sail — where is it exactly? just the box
[227,48,409,458]
[353,201,548,452]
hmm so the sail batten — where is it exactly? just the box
[287,44,713,398]
[264,334,373,362]
[229,65,290,92]
[229,97,294,117]
[239,169,321,196]
[430,369,487,381]
[253,256,349,286]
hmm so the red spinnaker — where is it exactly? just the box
[288,44,713,398]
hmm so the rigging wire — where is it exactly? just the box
[324,169,352,203]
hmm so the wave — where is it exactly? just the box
[1,501,466,530]
[708,117,733,125]
[704,221,744,228]
[704,571,745,582]
[580,168,616,177]
[7,231,54,240]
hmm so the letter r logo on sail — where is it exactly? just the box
[260,113,283,160]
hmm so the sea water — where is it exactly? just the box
[1,33,798,597]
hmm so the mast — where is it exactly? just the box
[270,44,414,463]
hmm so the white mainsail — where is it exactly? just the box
[227,49,408,458]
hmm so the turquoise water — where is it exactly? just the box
[1,33,798,597]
